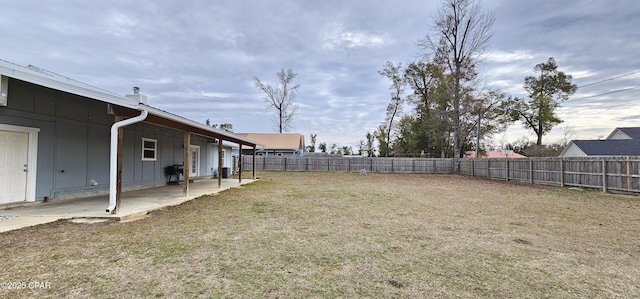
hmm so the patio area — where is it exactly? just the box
[0,178,257,233]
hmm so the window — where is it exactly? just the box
[190,146,200,176]
[141,138,157,161]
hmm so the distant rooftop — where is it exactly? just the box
[236,133,304,150]
[570,139,640,156]
[611,127,640,140]
[464,151,527,158]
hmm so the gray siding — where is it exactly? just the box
[0,78,217,201]
[55,118,88,189]
[34,119,56,196]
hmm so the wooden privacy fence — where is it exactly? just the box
[242,156,640,194]
[242,156,454,173]
[460,156,640,194]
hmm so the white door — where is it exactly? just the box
[0,130,28,203]
[190,146,200,177]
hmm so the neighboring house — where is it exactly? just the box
[464,151,527,158]
[303,152,340,157]
[236,133,305,156]
[559,127,640,157]
[0,60,260,207]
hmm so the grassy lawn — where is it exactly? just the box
[1,172,639,298]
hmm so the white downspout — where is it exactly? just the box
[106,110,148,213]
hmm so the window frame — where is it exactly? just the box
[141,137,158,161]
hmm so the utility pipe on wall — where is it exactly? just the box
[106,110,148,213]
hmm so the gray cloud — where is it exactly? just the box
[2,0,639,147]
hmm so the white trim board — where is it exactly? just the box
[0,124,40,202]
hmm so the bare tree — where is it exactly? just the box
[472,89,511,157]
[254,69,300,133]
[420,0,494,173]
[560,125,576,147]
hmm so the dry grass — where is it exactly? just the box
[1,172,639,298]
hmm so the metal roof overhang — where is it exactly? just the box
[111,104,263,148]
[0,60,263,149]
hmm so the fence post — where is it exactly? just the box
[348,159,351,172]
[327,157,330,172]
[391,158,395,173]
[471,159,475,177]
[487,159,491,179]
[529,158,533,184]
[626,156,631,191]
[560,158,565,187]
[602,159,607,192]
[284,157,287,171]
[505,159,509,181]
[412,159,416,174]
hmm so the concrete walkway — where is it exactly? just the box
[0,178,257,233]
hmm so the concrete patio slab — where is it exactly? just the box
[0,178,257,233]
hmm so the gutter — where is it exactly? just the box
[106,110,148,213]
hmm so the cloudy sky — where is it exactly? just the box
[2,0,639,149]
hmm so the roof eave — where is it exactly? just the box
[1,60,264,148]
[0,60,137,110]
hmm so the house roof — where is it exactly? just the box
[607,127,640,140]
[464,151,527,158]
[0,59,262,148]
[565,139,640,156]
[236,133,304,151]
[560,126,640,157]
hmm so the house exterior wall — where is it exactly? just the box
[204,143,233,176]
[222,146,232,168]
[559,143,587,157]
[0,78,220,202]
